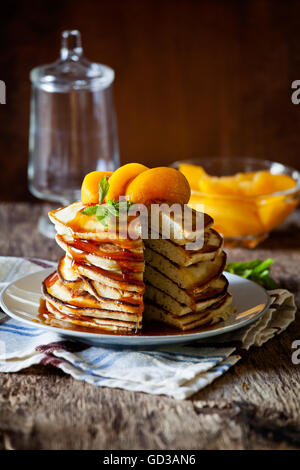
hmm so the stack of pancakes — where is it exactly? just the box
[41,202,233,333]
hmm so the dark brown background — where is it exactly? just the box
[1,0,300,202]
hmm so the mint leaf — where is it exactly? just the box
[252,259,273,275]
[106,200,119,216]
[96,205,109,226]
[225,259,278,290]
[96,204,113,227]
[96,205,107,218]
[98,176,110,204]
[82,205,97,215]
[98,213,111,227]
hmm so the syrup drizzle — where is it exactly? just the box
[65,242,144,274]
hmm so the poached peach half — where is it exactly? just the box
[125,167,191,205]
[81,171,113,205]
[106,163,148,202]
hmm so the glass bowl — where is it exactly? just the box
[172,157,300,248]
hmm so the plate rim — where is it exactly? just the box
[0,266,271,344]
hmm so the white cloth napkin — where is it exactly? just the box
[0,256,296,399]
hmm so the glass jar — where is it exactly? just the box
[28,30,120,208]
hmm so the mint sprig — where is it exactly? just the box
[81,205,97,216]
[82,177,133,227]
[225,259,278,289]
[98,176,109,204]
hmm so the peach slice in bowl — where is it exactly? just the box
[172,157,300,248]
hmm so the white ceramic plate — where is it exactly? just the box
[0,268,270,346]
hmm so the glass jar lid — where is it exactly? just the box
[30,30,115,92]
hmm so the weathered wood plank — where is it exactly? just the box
[0,203,299,450]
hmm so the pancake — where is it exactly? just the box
[144,228,223,266]
[49,202,143,244]
[149,204,213,244]
[144,266,228,306]
[144,284,227,316]
[56,234,145,273]
[71,258,145,292]
[57,255,82,288]
[45,301,138,332]
[144,248,226,290]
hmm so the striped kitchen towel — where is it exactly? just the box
[0,256,296,400]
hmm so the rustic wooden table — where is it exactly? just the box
[0,203,299,450]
